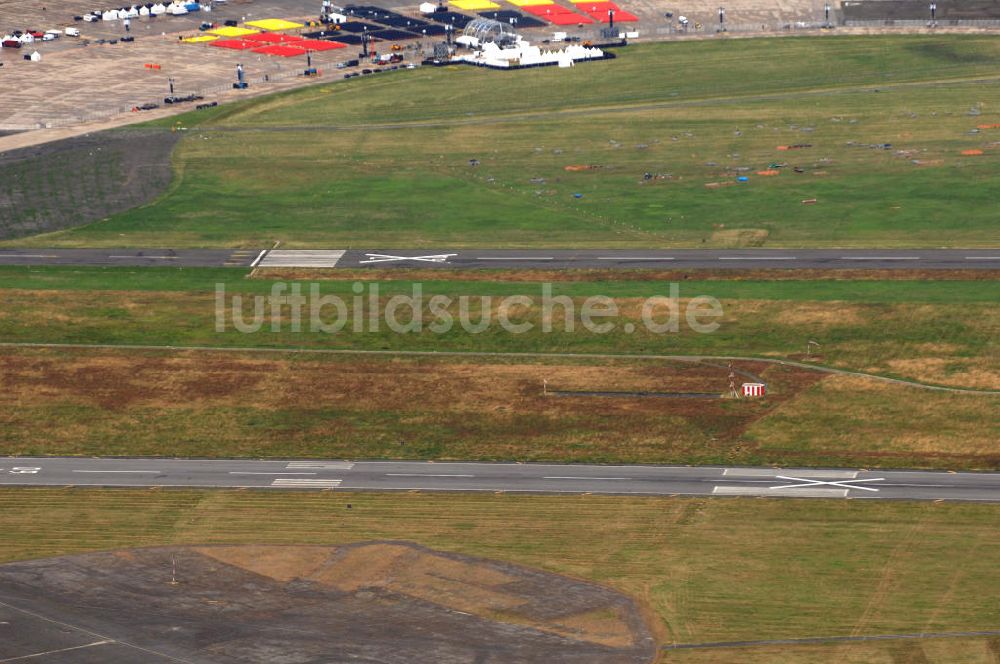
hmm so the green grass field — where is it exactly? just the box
[1,268,995,466]
[0,268,995,388]
[7,36,1000,248]
[1,490,998,663]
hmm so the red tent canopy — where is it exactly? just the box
[252,44,309,56]
[210,39,258,50]
[243,32,305,43]
[299,39,347,50]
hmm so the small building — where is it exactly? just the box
[742,383,766,398]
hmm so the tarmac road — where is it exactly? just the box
[2,248,1000,269]
[3,457,1000,502]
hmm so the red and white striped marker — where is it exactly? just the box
[742,382,766,398]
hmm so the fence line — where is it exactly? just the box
[651,20,833,35]
[844,18,1000,27]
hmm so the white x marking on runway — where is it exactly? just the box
[360,253,457,264]
[770,475,885,492]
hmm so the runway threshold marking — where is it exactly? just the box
[259,250,346,268]
[270,478,343,488]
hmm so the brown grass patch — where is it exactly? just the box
[884,357,1000,390]
[746,375,1000,461]
[0,345,827,464]
[710,228,770,247]
[195,544,334,583]
[772,302,868,328]
[0,347,754,415]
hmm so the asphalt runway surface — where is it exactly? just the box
[2,248,1000,269]
[0,248,260,267]
[3,457,1000,502]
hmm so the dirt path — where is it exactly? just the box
[1,341,996,394]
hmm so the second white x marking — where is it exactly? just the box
[360,253,457,264]
[770,475,886,492]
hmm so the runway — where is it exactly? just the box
[333,248,1000,270]
[0,248,260,267]
[2,248,999,270]
[3,457,1000,502]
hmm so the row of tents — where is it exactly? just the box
[1,30,62,45]
[85,2,210,21]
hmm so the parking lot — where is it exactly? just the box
[0,0,834,132]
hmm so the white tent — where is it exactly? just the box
[18,33,35,43]
[126,7,140,17]
[456,36,603,69]
[139,6,150,15]
[102,9,120,20]
[151,3,168,15]
[167,3,189,15]
[29,50,42,61]
[419,2,437,13]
